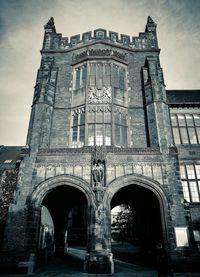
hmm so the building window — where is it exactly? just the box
[88,62,126,105]
[74,65,87,90]
[114,112,127,147]
[72,64,87,107]
[89,62,111,87]
[180,164,200,203]
[87,109,111,146]
[71,61,128,147]
[71,109,85,148]
[175,227,189,247]
[171,113,200,145]
[113,65,126,105]
[71,108,128,148]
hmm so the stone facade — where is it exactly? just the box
[0,17,200,274]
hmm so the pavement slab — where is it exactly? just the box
[0,247,200,277]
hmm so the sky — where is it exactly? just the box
[0,0,200,146]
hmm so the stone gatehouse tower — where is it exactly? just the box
[1,17,200,274]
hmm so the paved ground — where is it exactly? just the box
[0,246,200,277]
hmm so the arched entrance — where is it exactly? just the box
[104,174,169,267]
[29,175,95,269]
[41,185,87,255]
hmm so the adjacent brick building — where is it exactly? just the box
[0,17,200,274]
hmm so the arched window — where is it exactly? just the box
[71,109,85,148]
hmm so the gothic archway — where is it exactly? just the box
[31,174,95,207]
[104,174,170,266]
[27,175,95,262]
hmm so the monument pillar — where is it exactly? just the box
[84,146,114,274]
[84,199,114,274]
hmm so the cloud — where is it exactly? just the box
[0,0,199,145]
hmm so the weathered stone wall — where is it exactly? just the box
[34,45,161,149]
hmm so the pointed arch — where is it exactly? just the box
[30,174,95,208]
[104,174,170,244]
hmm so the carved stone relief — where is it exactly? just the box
[106,163,163,185]
[113,106,128,116]
[92,162,105,187]
[91,145,106,162]
[93,187,105,203]
[73,49,126,62]
[88,105,111,113]
[88,87,111,103]
[91,146,106,187]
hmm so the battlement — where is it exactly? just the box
[43,16,158,51]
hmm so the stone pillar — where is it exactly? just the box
[54,227,66,254]
[25,205,41,252]
[84,188,114,274]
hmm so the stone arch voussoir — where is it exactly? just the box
[105,174,167,206]
[30,174,95,208]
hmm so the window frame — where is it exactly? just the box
[87,109,112,146]
[171,113,200,145]
[180,163,200,203]
[88,62,111,87]
[70,60,128,148]
[114,112,128,147]
[71,109,86,148]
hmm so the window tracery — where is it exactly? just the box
[71,60,127,147]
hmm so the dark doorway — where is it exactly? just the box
[111,184,164,267]
[38,185,87,263]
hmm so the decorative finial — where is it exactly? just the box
[145,16,157,32]
[147,16,155,24]
[46,17,54,27]
[44,17,56,32]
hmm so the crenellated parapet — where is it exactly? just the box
[42,16,158,51]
